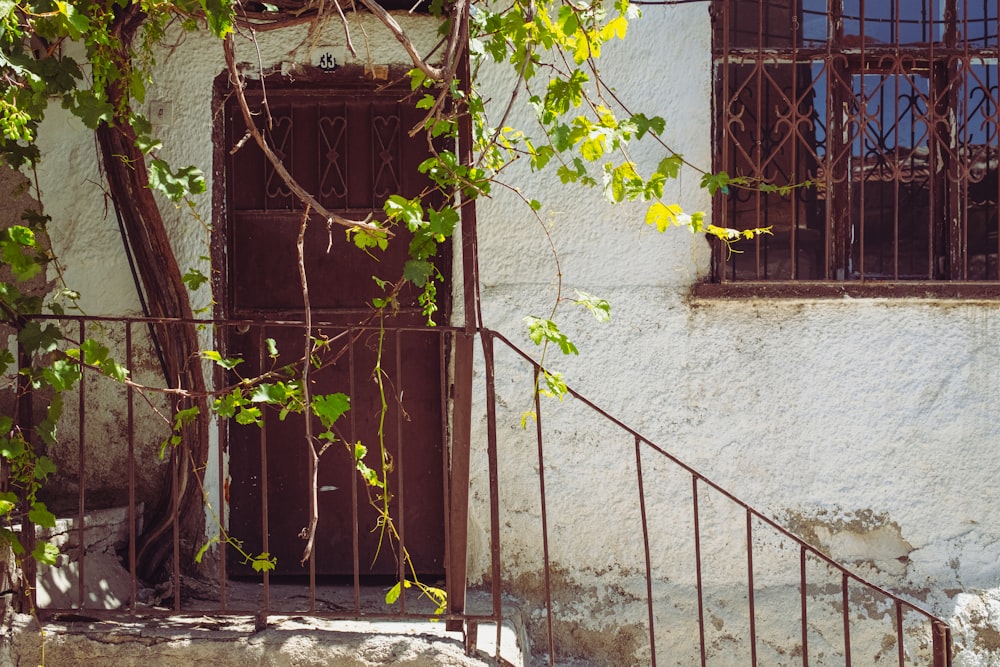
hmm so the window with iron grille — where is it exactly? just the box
[711,0,999,283]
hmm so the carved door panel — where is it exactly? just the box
[222,81,450,577]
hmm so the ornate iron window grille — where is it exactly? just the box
[712,0,1000,283]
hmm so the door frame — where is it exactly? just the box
[209,66,476,618]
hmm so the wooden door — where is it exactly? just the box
[221,80,450,577]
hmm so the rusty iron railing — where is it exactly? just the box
[7,315,953,665]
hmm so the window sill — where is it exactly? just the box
[690,281,1000,301]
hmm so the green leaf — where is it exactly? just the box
[235,406,262,426]
[1,226,42,280]
[383,194,424,229]
[212,390,241,419]
[201,350,243,370]
[28,501,56,528]
[574,291,611,322]
[32,541,59,566]
[70,91,113,130]
[524,316,578,355]
[42,358,82,391]
[200,0,234,37]
[250,383,286,404]
[55,1,90,39]
[403,259,434,287]
[0,491,17,516]
[148,159,207,202]
[631,113,665,140]
[182,268,208,291]
[18,321,61,355]
[311,393,350,428]
[353,442,367,461]
[250,552,276,573]
[34,456,56,480]
[645,201,683,232]
[1,435,24,460]
[656,155,684,180]
[0,528,24,555]
[195,534,220,564]
[385,581,402,605]
[0,349,14,376]
[700,171,731,196]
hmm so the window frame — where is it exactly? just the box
[708,0,1000,291]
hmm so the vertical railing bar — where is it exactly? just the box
[216,323,228,612]
[858,0,868,280]
[532,369,555,667]
[126,322,137,613]
[395,328,406,615]
[928,0,939,278]
[438,330,452,621]
[257,325,270,613]
[753,0,765,278]
[895,600,904,667]
[349,328,361,613]
[692,475,706,667]
[789,0,800,280]
[77,319,86,609]
[718,0,732,281]
[15,340,37,613]
[800,546,809,667]
[482,333,503,638]
[842,572,852,667]
[935,622,953,667]
[746,509,757,667]
[172,404,181,613]
[307,328,316,615]
[634,436,656,667]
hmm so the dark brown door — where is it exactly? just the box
[221,80,450,577]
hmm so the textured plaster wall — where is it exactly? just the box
[466,3,1000,665]
[21,2,1000,665]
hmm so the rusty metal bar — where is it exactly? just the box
[447,329,475,631]
[450,37,478,632]
[172,396,181,613]
[896,600,905,667]
[746,509,757,666]
[932,621,953,667]
[437,331,452,621]
[126,321,137,613]
[842,572,852,667]
[457,38,482,332]
[258,325,270,613]
[77,319,86,609]
[481,332,505,654]
[800,546,809,666]
[692,475,706,667]
[533,369,555,667]
[394,328,406,615]
[216,323,228,612]
[16,341,36,613]
[308,331,317,616]
[634,437,657,667]
[349,327,361,614]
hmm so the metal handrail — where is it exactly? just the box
[6,315,954,666]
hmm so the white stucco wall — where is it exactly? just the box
[22,3,1000,665]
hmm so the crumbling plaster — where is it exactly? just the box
[17,1,1000,664]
